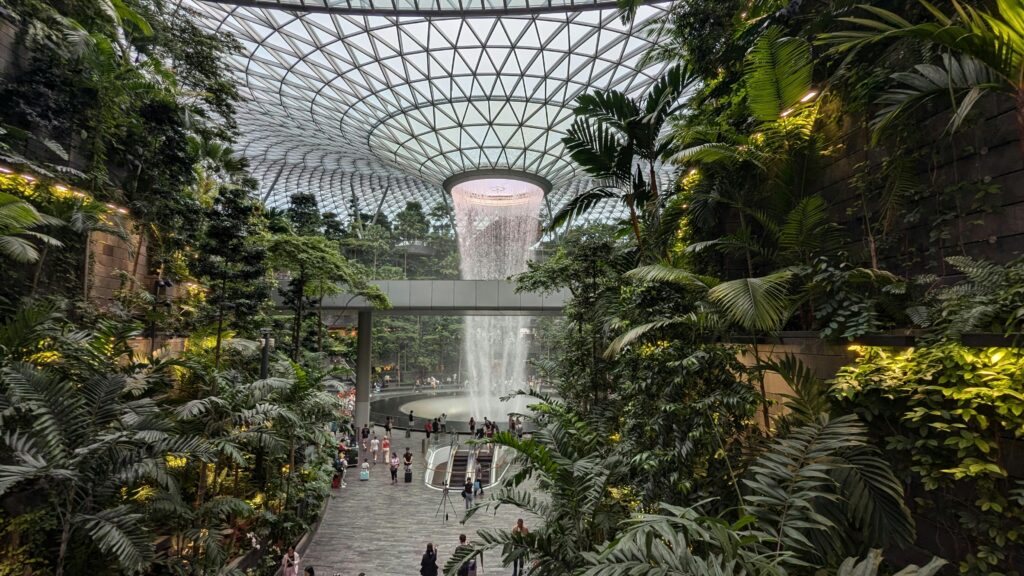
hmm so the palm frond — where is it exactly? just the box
[708,271,795,333]
[745,27,814,121]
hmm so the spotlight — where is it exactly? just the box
[800,90,818,103]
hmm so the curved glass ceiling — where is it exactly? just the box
[201,0,630,16]
[183,0,676,223]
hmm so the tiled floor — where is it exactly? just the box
[300,429,530,576]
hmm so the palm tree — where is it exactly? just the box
[554,65,696,252]
[821,0,1024,156]
[0,191,62,263]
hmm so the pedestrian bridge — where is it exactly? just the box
[310,279,567,316]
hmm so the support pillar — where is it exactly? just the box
[355,310,372,430]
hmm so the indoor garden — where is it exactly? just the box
[0,0,1022,575]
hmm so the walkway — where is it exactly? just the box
[301,429,529,575]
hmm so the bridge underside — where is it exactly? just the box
[297,279,568,316]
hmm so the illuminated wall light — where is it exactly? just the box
[780,108,794,118]
[800,90,819,103]
[117,207,129,214]
[21,174,35,182]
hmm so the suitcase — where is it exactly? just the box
[359,469,370,481]
[404,469,413,483]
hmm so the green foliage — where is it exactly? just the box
[911,256,1024,338]
[742,414,915,562]
[558,65,696,253]
[822,0,1024,149]
[0,190,62,263]
[834,344,1024,574]
[0,302,344,575]
[447,395,628,576]
[744,27,814,121]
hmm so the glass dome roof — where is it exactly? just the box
[182,0,676,223]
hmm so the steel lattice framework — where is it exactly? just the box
[183,0,675,222]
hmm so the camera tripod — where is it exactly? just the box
[435,482,458,524]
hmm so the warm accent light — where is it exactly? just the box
[800,90,819,103]
[780,108,794,118]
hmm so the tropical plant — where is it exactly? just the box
[555,65,696,253]
[0,191,62,263]
[822,0,1024,154]
[0,321,207,575]
[834,344,1024,574]
[266,234,388,360]
[741,414,915,562]
[445,394,627,576]
[909,256,1024,338]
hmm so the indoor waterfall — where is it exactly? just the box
[450,176,543,422]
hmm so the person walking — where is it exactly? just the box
[384,416,393,438]
[462,477,474,509]
[516,417,524,440]
[511,519,529,576]
[469,417,476,436]
[508,414,516,432]
[440,413,448,433]
[420,543,438,576]
[360,458,370,481]
[473,474,483,498]
[432,417,440,438]
[369,433,380,464]
[338,452,348,488]
[281,546,300,576]
[425,419,432,439]
[455,534,474,576]
[381,435,391,464]
[389,452,400,485]
[407,410,415,438]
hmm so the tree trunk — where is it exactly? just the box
[625,197,643,251]
[83,232,92,300]
[56,495,73,576]
[31,244,49,295]
[214,273,227,369]
[196,462,208,508]
[292,272,306,361]
[317,294,324,353]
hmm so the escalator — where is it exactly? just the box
[475,447,493,484]
[447,448,471,488]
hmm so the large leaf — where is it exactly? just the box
[745,27,813,121]
[873,53,1003,134]
[708,271,794,333]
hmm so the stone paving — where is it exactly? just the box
[300,429,531,576]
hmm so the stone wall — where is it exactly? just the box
[734,335,858,420]
[816,95,1024,276]
[86,226,148,304]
